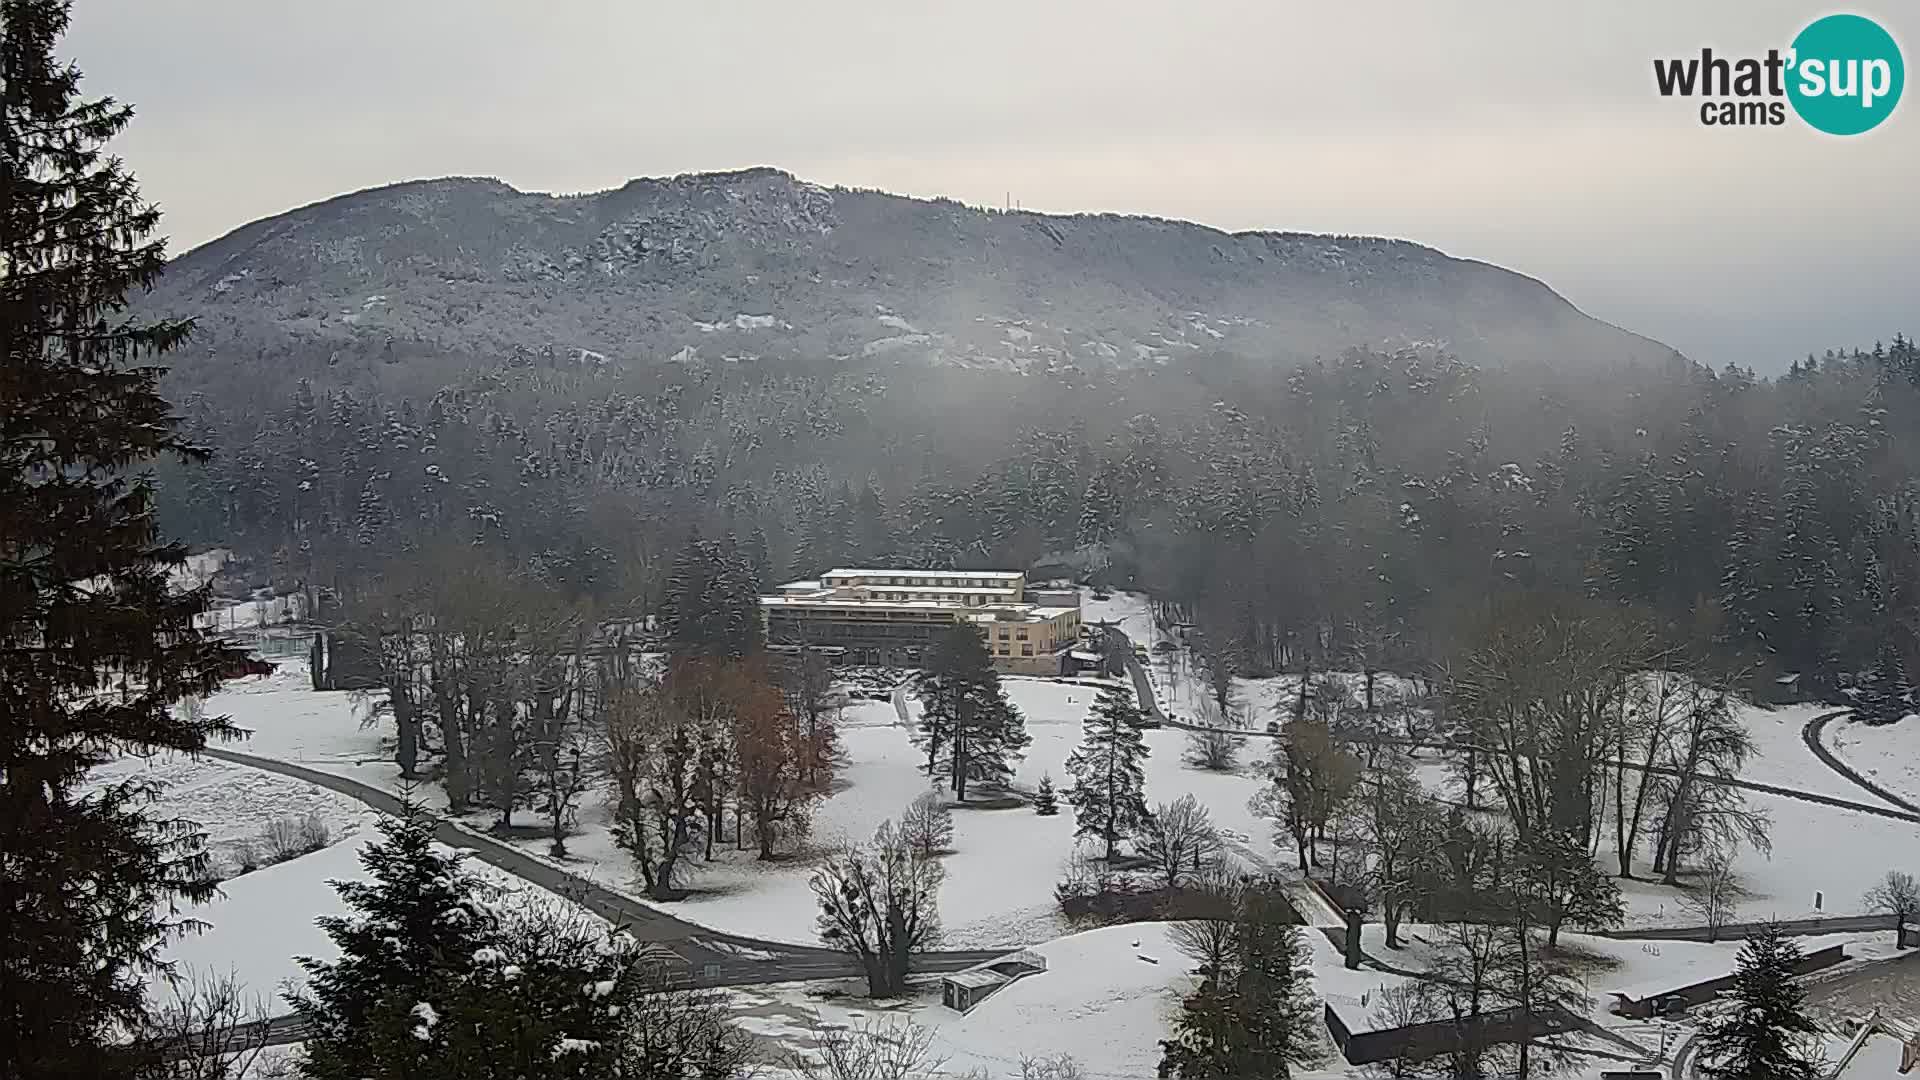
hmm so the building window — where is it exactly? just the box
[1021,644,1034,656]
[1016,628,1028,640]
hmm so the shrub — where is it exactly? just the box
[260,813,332,864]
[230,838,262,876]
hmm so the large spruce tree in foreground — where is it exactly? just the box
[1695,925,1822,1080]
[1,2,241,1077]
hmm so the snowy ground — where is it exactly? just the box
[1826,713,1920,807]
[202,660,1279,948]
[201,646,1920,950]
[166,638,1918,1078]
[155,821,581,1009]
[1077,587,1161,649]
[1605,699,1920,928]
[83,751,373,880]
[732,921,1377,1080]
[158,831,366,1004]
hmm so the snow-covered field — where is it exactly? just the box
[1605,700,1920,928]
[1078,588,1160,647]
[149,617,1920,1079]
[156,819,583,1008]
[1826,713,1920,807]
[158,831,365,1002]
[83,751,373,879]
[198,643,1920,950]
[202,660,1277,948]
[734,922,1374,1080]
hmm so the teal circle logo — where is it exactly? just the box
[1787,14,1904,134]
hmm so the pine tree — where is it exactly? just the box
[1854,639,1913,725]
[1,4,246,1075]
[916,624,1028,801]
[1064,684,1151,860]
[291,796,497,1080]
[1034,773,1060,816]
[662,531,763,660]
[1694,925,1821,1080]
[1159,886,1319,1079]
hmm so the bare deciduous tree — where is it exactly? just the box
[733,677,820,859]
[600,683,704,898]
[129,971,274,1080]
[898,791,955,859]
[1183,724,1244,772]
[1019,1053,1086,1080]
[1864,869,1920,944]
[1355,762,1439,948]
[788,1017,945,1080]
[1648,678,1768,885]
[1681,849,1747,942]
[1254,699,1360,872]
[811,819,944,997]
[1167,864,1245,978]
[1137,794,1224,891]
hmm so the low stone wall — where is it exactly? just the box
[1602,913,1897,942]
[1609,943,1848,1020]
[1326,1002,1581,1065]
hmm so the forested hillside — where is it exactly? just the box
[159,331,1920,699]
[137,168,1675,399]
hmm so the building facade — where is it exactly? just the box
[762,568,1081,675]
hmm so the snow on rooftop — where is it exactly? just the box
[823,568,1023,580]
[861,584,1020,595]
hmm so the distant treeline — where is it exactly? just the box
[158,336,1920,697]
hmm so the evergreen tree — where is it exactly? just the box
[291,797,497,1080]
[1033,773,1060,816]
[1694,925,1822,1080]
[421,908,753,1080]
[661,531,764,660]
[1853,639,1913,725]
[916,624,1028,801]
[1159,886,1319,1079]
[1,4,245,1075]
[1064,684,1151,860]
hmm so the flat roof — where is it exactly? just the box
[861,585,1020,596]
[823,568,1023,581]
[763,596,963,609]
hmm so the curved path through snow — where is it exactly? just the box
[201,746,1009,982]
[1803,711,1920,816]
[1108,626,1920,825]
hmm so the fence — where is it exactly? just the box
[1326,1001,1582,1066]
[1608,943,1848,1020]
[1601,912,1898,942]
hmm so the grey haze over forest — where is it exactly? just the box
[68,0,1914,374]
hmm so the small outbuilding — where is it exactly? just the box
[940,969,1008,1013]
[939,950,1049,1013]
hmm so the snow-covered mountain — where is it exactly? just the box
[145,166,1678,375]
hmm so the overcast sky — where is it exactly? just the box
[68,1,1915,372]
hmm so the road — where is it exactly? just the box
[1105,626,1920,825]
[201,747,1011,984]
[1802,710,1920,815]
